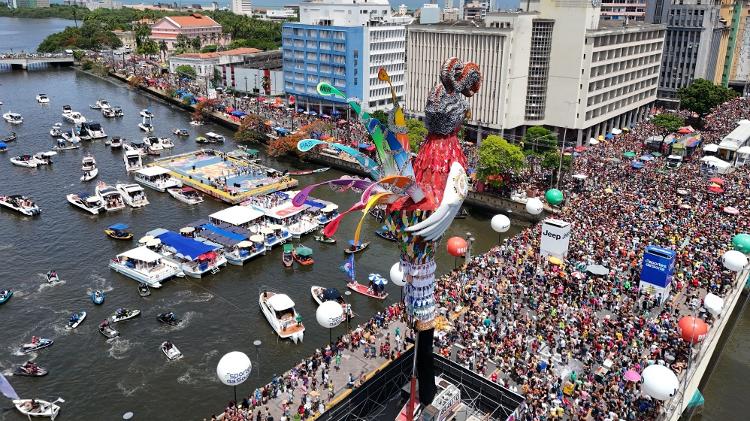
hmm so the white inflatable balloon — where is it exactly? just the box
[525,198,544,215]
[722,250,748,272]
[641,364,679,401]
[703,293,724,316]
[390,262,406,287]
[491,214,511,233]
[216,351,251,386]
[316,300,344,329]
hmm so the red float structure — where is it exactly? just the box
[678,316,708,344]
[446,237,468,257]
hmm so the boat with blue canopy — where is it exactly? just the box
[104,223,133,240]
[152,230,226,278]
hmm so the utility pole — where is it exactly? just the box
[557,127,567,189]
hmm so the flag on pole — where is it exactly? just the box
[0,373,19,400]
[339,254,355,280]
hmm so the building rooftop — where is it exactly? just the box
[165,14,221,28]
[174,47,262,60]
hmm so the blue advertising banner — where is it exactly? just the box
[639,246,676,288]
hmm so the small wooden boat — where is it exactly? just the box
[14,363,48,377]
[161,341,183,360]
[282,243,294,268]
[138,283,151,297]
[2,132,17,142]
[66,311,86,329]
[91,290,105,305]
[346,281,388,300]
[314,233,336,244]
[104,223,133,240]
[375,226,398,242]
[98,321,119,338]
[13,398,63,420]
[344,241,370,254]
[0,288,13,304]
[293,245,314,266]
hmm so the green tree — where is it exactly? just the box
[200,44,218,53]
[522,126,557,153]
[371,110,388,126]
[541,149,572,172]
[651,113,685,134]
[175,65,196,79]
[406,118,427,152]
[136,39,158,56]
[37,21,122,52]
[158,40,168,61]
[678,78,738,116]
[477,134,526,180]
[175,34,191,50]
[190,36,202,52]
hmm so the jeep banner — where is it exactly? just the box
[540,219,571,258]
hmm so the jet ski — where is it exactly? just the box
[14,362,48,377]
[138,283,151,297]
[110,308,141,323]
[91,290,105,305]
[161,341,183,360]
[66,311,87,329]
[98,320,119,339]
[20,337,53,354]
[46,271,59,283]
[156,312,181,326]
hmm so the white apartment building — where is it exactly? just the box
[232,0,252,17]
[405,0,665,144]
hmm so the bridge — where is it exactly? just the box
[0,55,75,70]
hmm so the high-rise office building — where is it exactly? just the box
[231,0,253,17]
[599,0,646,21]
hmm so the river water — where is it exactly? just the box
[0,16,748,421]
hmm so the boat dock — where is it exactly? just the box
[151,149,298,204]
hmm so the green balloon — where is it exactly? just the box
[732,234,750,254]
[545,189,564,206]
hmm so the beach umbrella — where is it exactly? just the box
[390,262,406,287]
[678,316,708,344]
[368,273,387,286]
[732,234,750,254]
[723,206,739,215]
[572,174,588,180]
[446,237,468,257]
[623,151,636,158]
[703,293,724,316]
[491,214,511,233]
[642,365,679,400]
[623,369,641,382]
[640,155,654,161]
[545,189,564,206]
[676,189,689,196]
[574,145,587,153]
[651,152,662,157]
[586,264,609,276]
[526,197,544,215]
[249,234,264,243]
[548,256,563,266]
[179,226,195,234]
[236,241,253,248]
[679,204,691,210]
[146,238,161,247]
[588,138,599,145]
[598,135,604,141]
[322,288,341,301]
[709,177,725,185]
[138,235,154,244]
[722,250,748,272]
[631,161,644,169]
[707,185,724,194]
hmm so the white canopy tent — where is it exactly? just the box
[135,166,171,177]
[700,156,733,174]
[210,206,264,226]
[703,144,719,153]
[118,246,163,263]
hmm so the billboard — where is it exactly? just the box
[539,219,571,258]
[639,246,676,303]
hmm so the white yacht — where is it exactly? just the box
[224,236,266,265]
[10,155,39,168]
[259,292,304,343]
[32,151,56,166]
[90,99,109,110]
[167,186,204,205]
[80,154,98,182]
[143,136,163,155]
[109,246,182,288]
[66,192,105,214]
[159,137,174,148]
[110,136,123,149]
[80,122,107,140]
[134,166,181,192]
[138,115,154,132]
[139,109,154,118]
[61,128,80,144]
[205,132,225,143]
[0,195,41,216]
[123,145,143,172]
[3,111,23,125]
[95,182,126,212]
[36,93,50,104]
[116,183,149,208]
[62,111,86,125]
[102,105,124,118]
[49,123,63,137]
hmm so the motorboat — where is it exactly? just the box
[60,128,80,144]
[90,99,109,110]
[2,131,16,142]
[3,111,23,124]
[110,308,141,323]
[0,195,41,216]
[310,286,350,315]
[66,192,104,215]
[95,182,127,212]
[116,183,149,208]
[36,93,50,104]
[204,132,225,143]
[195,136,210,144]
[52,138,79,151]
[62,111,85,125]
[80,121,107,139]
[0,289,13,304]
[152,230,226,278]
[189,119,204,126]
[49,123,63,137]
[109,246,182,287]
[91,290,105,305]
[159,137,174,148]
[123,145,143,172]
[10,155,40,168]
[14,362,48,377]
[61,104,72,115]
[112,106,124,117]
[292,245,314,266]
[138,115,154,132]
[173,128,189,137]
[12,398,63,420]
[134,166,181,192]
[80,154,98,182]
[140,109,154,118]
[259,291,304,343]
[66,311,87,329]
[138,283,151,297]
[167,186,204,205]
[98,321,119,338]
[344,240,370,254]
[105,223,133,240]
[32,151,56,166]
[161,341,183,360]
[157,312,181,326]
[20,337,54,354]
[110,136,123,149]
[102,105,123,118]
[143,136,163,155]
[282,243,293,268]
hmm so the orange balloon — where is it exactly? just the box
[447,237,468,257]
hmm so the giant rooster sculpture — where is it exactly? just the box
[293,57,481,410]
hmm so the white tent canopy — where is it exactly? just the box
[118,246,162,263]
[701,156,733,174]
[703,144,719,153]
[136,166,171,177]
[210,206,264,226]
[611,128,622,135]
[737,146,750,154]
[267,294,295,311]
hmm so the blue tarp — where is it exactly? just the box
[304,199,325,208]
[108,223,129,230]
[274,127,290,135]
[631,161,644,169]
[230,110,246,117]
[0,142,6,149]
[605,133,614,140]
[202,223,246,241]
[157,231,217,261]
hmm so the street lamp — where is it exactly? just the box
[253,340,262,380]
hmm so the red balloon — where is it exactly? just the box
[446,237,468,257]
[678,316,708,344]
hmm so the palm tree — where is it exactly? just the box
[158,40,168,62]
